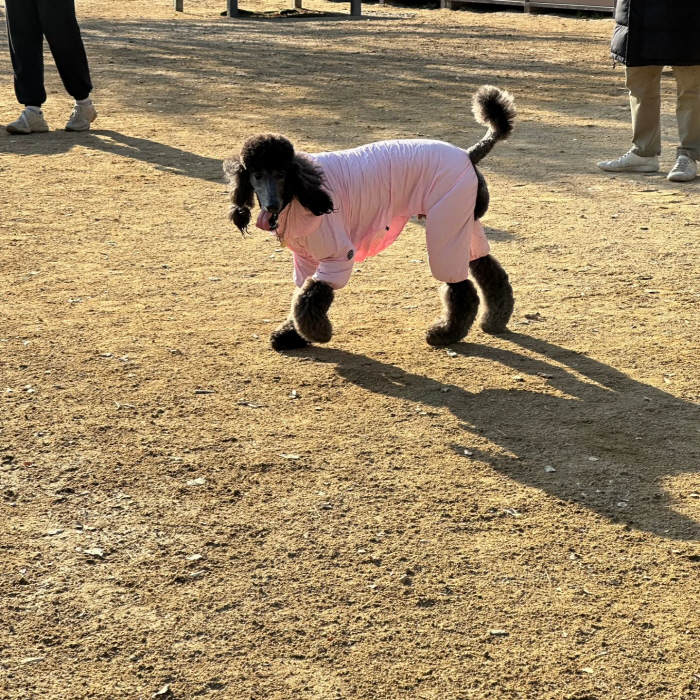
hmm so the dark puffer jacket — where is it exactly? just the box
[611,0,700,67]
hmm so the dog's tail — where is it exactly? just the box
[467,85,516,166]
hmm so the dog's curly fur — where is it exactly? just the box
[270,319,309,351]
[223,134,334,233]
[470,254,514,334]
[426,279,481,346]
[224,86,517,350]
[292,278,334,343]
[470,86,516,220]
[468,85,517,166]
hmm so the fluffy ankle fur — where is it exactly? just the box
[426,279,480,346]
[292,278,334,343]
[469,254,514,334]
[270,318,309,351]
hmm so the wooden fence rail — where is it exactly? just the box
[439,0,614,11]
[174,0,362,16]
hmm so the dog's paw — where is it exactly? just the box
[425,320,467,347]
[479,306,513,334]
[295,315,333,344]
[270,320,309,351]
[479,320,510,335]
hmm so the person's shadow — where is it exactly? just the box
[0,128,223,182]
[303,333,700,541]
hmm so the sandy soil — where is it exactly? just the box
[1,1,699,699]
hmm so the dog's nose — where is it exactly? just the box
[266,204,280,215]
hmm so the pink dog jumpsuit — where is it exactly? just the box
[256,139,490,289]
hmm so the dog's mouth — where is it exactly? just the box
[255,208,280,232]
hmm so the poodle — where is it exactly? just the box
[223,85,516,351]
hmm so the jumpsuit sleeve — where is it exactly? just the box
[305,223,356,290]
[313,251,355,290]
[293,252,320,288]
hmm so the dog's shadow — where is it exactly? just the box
[304,333,700,541]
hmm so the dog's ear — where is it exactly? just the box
[223,154,254,233]
[289,154,334,216]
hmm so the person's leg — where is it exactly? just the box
[673,66,700,160]
[666,66,700,181]
[627,65,664,157]
[36,0,92,102]
[4,0,47,107]
[598,65,663,172]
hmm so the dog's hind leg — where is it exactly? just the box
[292,278,334,343]
[426,279,480,346]
[270,318,309,351]
[473,166,490,220]
[469,254,514,334]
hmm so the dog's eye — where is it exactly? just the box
[252,173,262,181]
[274,171,285,181]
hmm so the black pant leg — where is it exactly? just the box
[5,0,47,106]
[36,0,93,101]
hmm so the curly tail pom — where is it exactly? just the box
[472,85,516,140]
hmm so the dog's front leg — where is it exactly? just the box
[292,278,334,344]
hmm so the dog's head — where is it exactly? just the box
[223,133,334,233]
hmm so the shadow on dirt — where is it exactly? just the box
[0,14,634,187]
[307,333,700,541]
[0,129,223,182]
[65,15,629,183]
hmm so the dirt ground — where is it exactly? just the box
[1,1,699,698]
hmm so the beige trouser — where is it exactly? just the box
[626,65,700,159]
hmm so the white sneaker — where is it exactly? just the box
[667,155,697,182]
[597,150,659,173]
[65,102,97,132]
[6,107,49,135]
